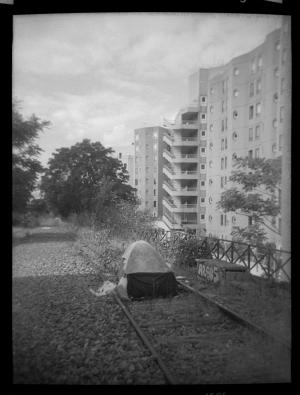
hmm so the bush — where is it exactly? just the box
[174,237,212,267]
[12,212,40,228]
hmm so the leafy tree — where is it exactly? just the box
[217,156,282,245]
[41,139,137,218]
[12,100,50,215]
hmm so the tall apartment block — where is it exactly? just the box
[134,126,165,217]
[162,17,291,248]
[162,101,207,233]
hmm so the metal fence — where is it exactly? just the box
[137,229,291,282]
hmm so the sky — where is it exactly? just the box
[13,12,282,166]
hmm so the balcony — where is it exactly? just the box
[162,181,175,195]
[163,149,175,162]
[173,186,198,196]
[163,133,174,146]
[163,165,175,179]
[162,213,182,230]
[173,137,198,146]
[173,203,198,213]
[173,153,198,163]
[162,197,176,212]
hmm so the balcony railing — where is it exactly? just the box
[180,154,198,158]
[163,149,175,159]
[163,180,175,191]
[177,204,197,209]
[163,197,176,208]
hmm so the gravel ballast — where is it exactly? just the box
[12,227,164,384]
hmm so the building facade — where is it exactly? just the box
[134,126,165,218]
[161,18,291,248]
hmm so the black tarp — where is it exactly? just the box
[127,272,178,299]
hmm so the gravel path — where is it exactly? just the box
[12,227,164,384]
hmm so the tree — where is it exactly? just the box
[217,156,282,245]
[12,99,50,215]
[40,139,137,218]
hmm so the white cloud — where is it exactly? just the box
[13,13,283,165]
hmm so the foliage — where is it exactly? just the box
[217,156,282,244]
[41,139,136,218]
[173,237,212,267]
[12,99,50,214]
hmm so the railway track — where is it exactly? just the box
[111,279,291,384]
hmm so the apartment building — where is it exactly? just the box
[161,17,291,247]
[134,126,165,217]
[162,100,207,233]
[189,18,291,246]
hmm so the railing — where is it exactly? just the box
[173,137,198,144]
[179,154,198,159]
[135,229,291,283]
[177,204,197,209]
[163,149,175,158]
[163,197,176,208]
[163,180,175,191]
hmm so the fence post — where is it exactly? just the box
[231,241,234,264]
[247,245,251,271]
[217,239,220,259]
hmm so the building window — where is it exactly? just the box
[225,156,227,169]
[272,143,277,153]
[273,92,278,103]
[209,160,213,168]
[258,55,263,68]
[221,139,224,151]
[222,101,225,112]
[280,106,284,122]
[273,119,278,129]
[153,189,156,196]
[201,114,206,121]
[251,59,256,73]
[225,117,228,130]
[201,197,205,203]
[210,124,213,132]
[255,125,260,139]
[248,150,253,159]
[153,201,156,207]
[221,158,224,169]
[209,196,213,204]
[210,105,214,113]
[279,135,283,151]
[201,181,205,186]
[249,82,254,97]
[221,119,225,131]
[249,105,254,120]
[209,179,213,186]
[221,214,224,226]
[209,215,213,222]
[275,41,281,51]
[255,148,260,158]
[154,178,156,185]
[222,80,226,93]
[249,127,253,141]
[135,179,138,186]
[274,67,279,77]
[225,138,228,150]
[281,78,285,94]
[201,214,205,220]
[233,67,239,76]
[224,176,227,185]
[232,153,237,160]
[201,96,206,103]
[233,110,238,119]
[201,147,206,154]
[232,131,238,141]
[233,89,239,97]
[201,164,206,170]
[256,79,261,94]
[256,102,261,116]
[221,176,224,188]
[201,130,206,137]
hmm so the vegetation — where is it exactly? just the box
[12,99,50,224]
[40,139,136,219]
[217,156,282,246]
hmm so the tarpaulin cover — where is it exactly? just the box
[127,272,178,299]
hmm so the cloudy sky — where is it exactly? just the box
[13,12,282,165]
